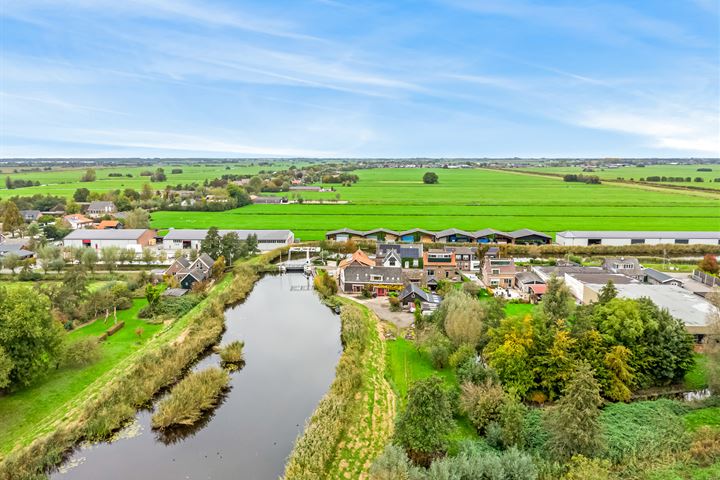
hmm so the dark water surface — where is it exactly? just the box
[52,274,342,480]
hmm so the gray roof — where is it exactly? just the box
[516,271,543,284]
[398,283,441,303]
[398,228,436,236]
[643,268,682,285]
[87,201,115,210]
[326,228,366,236]
[164,229,293,242]
[64,229,151,240]
[444,246,475,255]
[365,228,400,236]
[376,243,423,259]
[557,231,720,240]
[342,265,403,284]
[162,288,188,297]
[568,273,638,284]
[196,253,215,268]
[435,228,474,238]
[606,284,717,328]
[508,229,551,239]
[474,228,510,238]
[20,210,41,219]
[0,242,34,258]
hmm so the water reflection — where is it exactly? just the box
[52,274,341,480]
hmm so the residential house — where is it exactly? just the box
[398,283,442,310]
[86,201,117,218]
[602,257,644,280]
[556,231,720,246]
[19,210,41,223]
[507,229,552,245]
[363,228,399,242]
[63,214,93,230]
[177,269,208,290]
[563,273,639,304]
[325,228,368,242]
[643,268,684,286]
[484,246,500,258]
[338,249,375,269]
[63,229,156,251]
[482,257,516,288]
[0,240,35,259]
[164,253,216,290]
[397,228,436,243]
[165,257,192,276]
[444,246,477,271]
[528,284,547,303]
[424,249,459,289]
[376,243,424,268]
[339,265,403,296]
[380,250,402,268]
[161,229,294,252]
[435,228,475,243]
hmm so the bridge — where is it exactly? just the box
[278,246,321,275]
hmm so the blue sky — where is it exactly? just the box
[1,0,718,158]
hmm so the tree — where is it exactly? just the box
[699,254,719,275]
[394,376,455,466]
[369,444,414,480]
[81,248,99,272]
[0,345,13,390]
[2,201,24,237]
[0,286,63,388]
[3,253,20,274]
[145,284,161,308]
[603,345,633,401]
[4,176,11,190]
[101,246,120,273]
[141,247,156,266]
[460,379,506,434]
[245,233,258,256]
[37,245,62,274]
[442,290,486,348]
[248,176,263,193]
[201,227,223,259]
[597,280,617,304]
[542,275,574,323]
[226,184,252,206]
[544,362,604,460]
[140,183,154,200]
[80,168,96,182]
[73,188,90,202]
[221,232,242,264]
[484,315,536,397]
[422,172,439,184]
[124,208,150,229]
[594,298,644,346]
[211,256,226,279]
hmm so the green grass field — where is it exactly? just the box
[150,168,720,240]
[0,299,161,454]
[523,163,720,189]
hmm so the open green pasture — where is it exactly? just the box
[523,163,720,189]
[0,162,290,199]
[151,168,720,240]
[0,298,161,454]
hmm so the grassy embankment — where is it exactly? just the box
[0,264,258,479]
[283,298,396,480]
[150,167,720,240]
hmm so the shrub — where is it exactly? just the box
[369,444,415,480]
[219,340,244,365]
[388,296,401,312]
[562,455,611,480]
[456,357,495,386]
[61,337,102,368]
[460,379,506,434]
[418,325,453,369]
[689,427,720,467]
[151,367,230,429]
[449,344,476,368]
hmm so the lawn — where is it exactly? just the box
[683,354,709,391]
[149,168,720,240]
[523,163,720,190]
[0,299,160,454]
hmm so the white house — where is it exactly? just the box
[556,231,720,246]
[160,229,294,253]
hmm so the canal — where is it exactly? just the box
[53,273,342,480]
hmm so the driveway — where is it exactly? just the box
[338,293,414,329]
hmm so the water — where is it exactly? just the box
[52,274,342,480]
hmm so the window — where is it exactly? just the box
[631,239,645,244]
[675,239,688,244]
[427,269,435,276]
[413,259,419,267]
[388,258,396,266]
[503,278,512,285]
[492,269,500,275]
[370,274,383,282]
[588,238,602,245]
[491,280,499,286]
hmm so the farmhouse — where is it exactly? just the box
[165,253,216,290]
[643,268,684,286]
[19,210,41,223]
[161,229,294,252]
[63,214,93,230]
[63,229,156,251]
[86,201,117,218]
[556,231,720,246]
[339,265,403,296]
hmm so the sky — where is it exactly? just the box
[0,0,718,158]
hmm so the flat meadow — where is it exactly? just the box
[523,163,720,189]
[151,168,720,240]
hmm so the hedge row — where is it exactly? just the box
[0,265,259,479]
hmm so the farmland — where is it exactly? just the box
[522,163,720,189]
[150,167,720,240]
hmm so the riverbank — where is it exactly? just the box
[283,297,396,480]
[0,263,260,479]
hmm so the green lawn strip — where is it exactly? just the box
[684,407,720,432]
[683,354,709,391]
[504,303,535,316]
[0,274,233,456]
[644,461,720,480]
